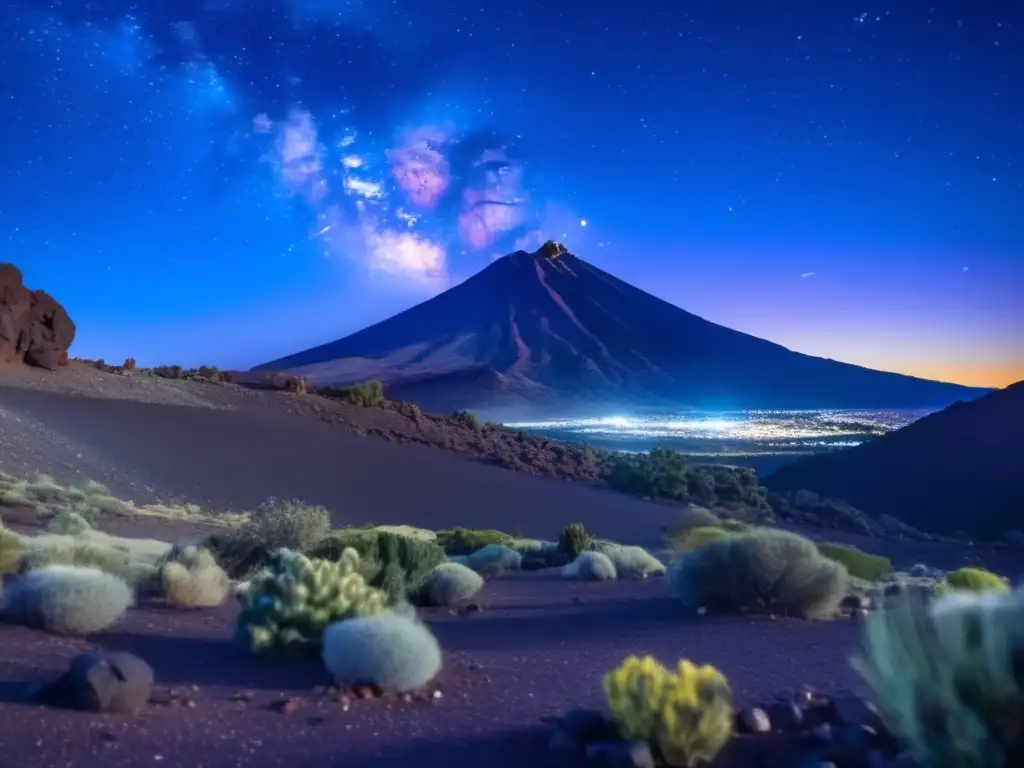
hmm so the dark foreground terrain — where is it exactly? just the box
[1,364,1021,768]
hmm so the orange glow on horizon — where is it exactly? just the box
[862,362,1024,389]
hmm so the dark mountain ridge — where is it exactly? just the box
[764,380,1024,539]
[255,244,992,414]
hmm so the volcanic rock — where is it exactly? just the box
[0,263,75,369]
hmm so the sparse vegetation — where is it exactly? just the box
[558,521,592,560]
[596,543,666,578]
[419,561,484,607]
[155,544,230,608]
[667,529,848,620]
[435,527,511,555]
[854,587,1024,767]
[315,531,446,604]
[815,541,893,582]
[6,565,133,635]
[604,655,733,767]
[321,611,443,692]
[318,380,385,408]
[240,497,332,553]
[932,566,1009,596]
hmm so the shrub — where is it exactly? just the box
[235,548,386,655]
[815,542,893,582]
[320,380,384,408]
[563,551,617,581]
[200,532,272,581]
[5,565,132,635]
[670,525,734,554]
[466,543,521,573]
[419,562,484,607]
[933,566,1009,597]
[0,523,23,598]
[667,529,847,620]
[558,522,592,560]
[47,508,93,536]
[157,544,230,608]
[609,448,689,500]
[312,531,446,604]
[20,534,159,586]
[449,410,482,432]
[240,498,332,553]
[853,588,1024,767]
[600,544,666,578]
[604,655,733,767]
[322,612,442,692]
[434,527,511,555]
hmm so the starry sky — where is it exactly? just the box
[2,0,1021,388]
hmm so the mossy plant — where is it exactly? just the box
[434,527,511,555]
[563,550,617,581]
[235,547,386,656]
[603,655,733,767]
[558,522,592,559]
[933,567,1009,596]
[419,562,484,607]
[322,612,442,692]
[815,542,893,582]
[6,565,133,635]
[669,525,733,553]
[854,588,1024,767]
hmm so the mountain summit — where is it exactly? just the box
[254,243,991,415]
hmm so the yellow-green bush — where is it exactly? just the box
[854,588,1024,767]
[604,655,733,767]
[815,542,893,582]
[933,567,1009,597]
[0,522,23,598]
[435,527,511,555]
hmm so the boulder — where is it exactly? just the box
[0,264,75,369]
[43,651,154,713]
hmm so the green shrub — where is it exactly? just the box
[322,612,442,692]
[435,527,511,555]
[6,565,132,635]
[854,587,1024,767]
[563,551,617,581]
[933,567,1009,597]
[667,529,847,620]
[419,562,484,607]
[815,542,893,582]
[558,522,592,560]
[240,497,332,553]
[609,448,689,500]
[312,531,446,604]
[0,523,23,598]
[156,544,230,608]
[234,548,386,656]
[320,380,385,408]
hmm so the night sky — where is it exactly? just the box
[2,1,1021,388]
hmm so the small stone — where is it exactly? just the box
[276,698,300,715]
[400,693,413,703]
[808,723,833,743]
[548,727,579,754]
[184,699,197,709]
[431,689,443,700]
[190,684,200,693]
[767,699,804,730]
[736,707,771,733]
[561,708,614,742]
[696,606,707,616]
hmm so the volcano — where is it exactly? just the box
[254,244,992,416]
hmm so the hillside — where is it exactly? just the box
[764,380,1024,539]
[255,243,991,415]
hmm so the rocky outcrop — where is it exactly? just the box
[0,264,75,370]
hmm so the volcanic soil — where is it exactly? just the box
[0,363,1021,768]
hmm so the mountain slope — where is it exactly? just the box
[255,245,992,414]
[764,380,1024,539]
